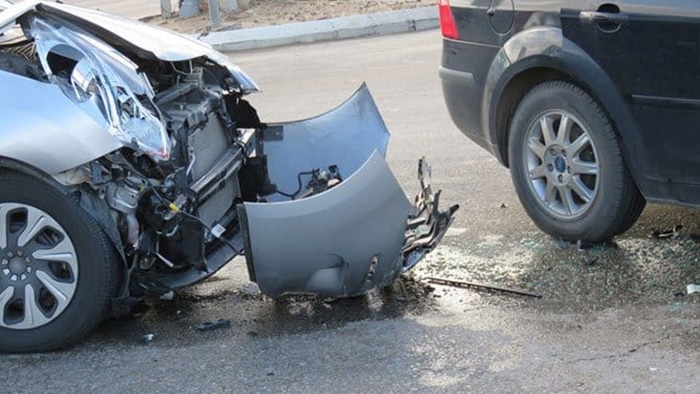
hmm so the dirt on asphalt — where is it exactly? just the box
[146,0,430,34]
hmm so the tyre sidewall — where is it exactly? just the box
[0,173,117,352]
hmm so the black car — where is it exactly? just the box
[439,0,700,241]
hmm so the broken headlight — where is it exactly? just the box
[30,15,171,161]
[68,59,171,161]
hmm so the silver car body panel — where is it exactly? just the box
[30,2,260,91]
[0,70,123,174]
[22,2,212,61]
[240,86,413,298]
[243,152,411,298]
[264,83,390,202]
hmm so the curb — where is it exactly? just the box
[196,6,438,51]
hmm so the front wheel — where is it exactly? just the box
[0,171,119,352]
[508,81,645,242]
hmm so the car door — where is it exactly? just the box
[561,1,700,200]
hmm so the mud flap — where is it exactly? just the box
[237,85,457,298]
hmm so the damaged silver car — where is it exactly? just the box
[0,1,457,352]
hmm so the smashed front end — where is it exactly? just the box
[0,3,457,303]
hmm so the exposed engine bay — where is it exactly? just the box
[71,61,273,284]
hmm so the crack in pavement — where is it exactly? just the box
[565,335,671,364]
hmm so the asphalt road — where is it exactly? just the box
[2,31,698,393]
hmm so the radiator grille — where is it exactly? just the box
[189,114,239,226]
[189,114,229,180]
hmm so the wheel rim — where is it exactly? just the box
[522,110,600,220]
[0,203,78,330]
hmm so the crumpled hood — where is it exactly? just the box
[1,1,214,61]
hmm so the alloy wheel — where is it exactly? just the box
[0,203,78,330]
[523,110,600,220]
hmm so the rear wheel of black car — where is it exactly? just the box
[508,81,645,242]
[0,171,119,352]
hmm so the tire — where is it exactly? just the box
[508,81,645,242]
[0,171,119,352]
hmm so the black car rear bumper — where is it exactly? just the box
[440,39,501,158]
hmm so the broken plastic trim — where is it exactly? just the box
[208,51,260,94]
[402,158,459,271]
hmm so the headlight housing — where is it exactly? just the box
[30,15,172,161]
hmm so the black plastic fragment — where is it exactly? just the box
[196,318,232,332]
[426,277,542,299]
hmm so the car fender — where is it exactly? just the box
[0,71,124,175]
[484,26,648,190]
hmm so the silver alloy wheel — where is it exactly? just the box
[523,110,599,219]
[0,203,78,329]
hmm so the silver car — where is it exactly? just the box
[0,1,457,352]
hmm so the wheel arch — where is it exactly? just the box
[0,156,127,281]
[0,156,60,183]
[486,27,647,193]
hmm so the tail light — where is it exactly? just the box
[438,0,459,39]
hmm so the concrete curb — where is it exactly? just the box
[196,6,438,51]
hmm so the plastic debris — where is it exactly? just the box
[652,224,683,239]
[687,284,700,294]
[195,318,232,332]
[140,333,155,344]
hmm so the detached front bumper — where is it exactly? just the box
[238,85,458,298]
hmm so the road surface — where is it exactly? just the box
[1,31,698,394]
